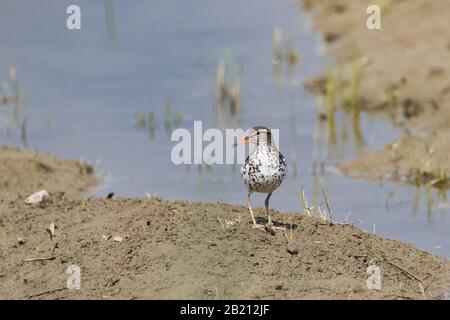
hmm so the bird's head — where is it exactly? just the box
[233,126,272,147]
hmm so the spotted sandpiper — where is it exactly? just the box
[233,126,287,233]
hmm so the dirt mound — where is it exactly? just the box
[0,145,97,199]
[1,196,448,299]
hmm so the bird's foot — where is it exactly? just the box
[252,222,285,235]
[265,222,286,234]
[252,223,267,232]
[252,223,276,236]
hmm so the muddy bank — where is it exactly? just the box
[0,145,97,199]
[0,146,449,299]
[302,0,450,188]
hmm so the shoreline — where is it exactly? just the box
[0,144,449,299]
[301,0,450,189]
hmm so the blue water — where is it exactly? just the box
[0,0,449,258]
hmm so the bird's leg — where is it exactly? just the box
[265,192,273,225]
[248,192,265,231]
[264,192,285,232]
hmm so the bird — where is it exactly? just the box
[233,126,287,233]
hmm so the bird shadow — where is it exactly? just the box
[255,217,298,230]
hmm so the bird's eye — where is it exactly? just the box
[256,131,260,136]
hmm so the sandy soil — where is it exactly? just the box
[0,145,97,199]
[302,0,450,188]
[0,146,449,300]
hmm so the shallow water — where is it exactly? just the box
[0,0,449,258]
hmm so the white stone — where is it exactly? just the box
[113,235,124,242]
[24,190,49,205]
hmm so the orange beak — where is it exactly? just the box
[232,135,250,148]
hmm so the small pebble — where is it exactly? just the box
[24,190,49,205]
[287,244,299,255]
[113,235,124,242]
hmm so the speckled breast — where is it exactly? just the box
[241,148,287,193]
